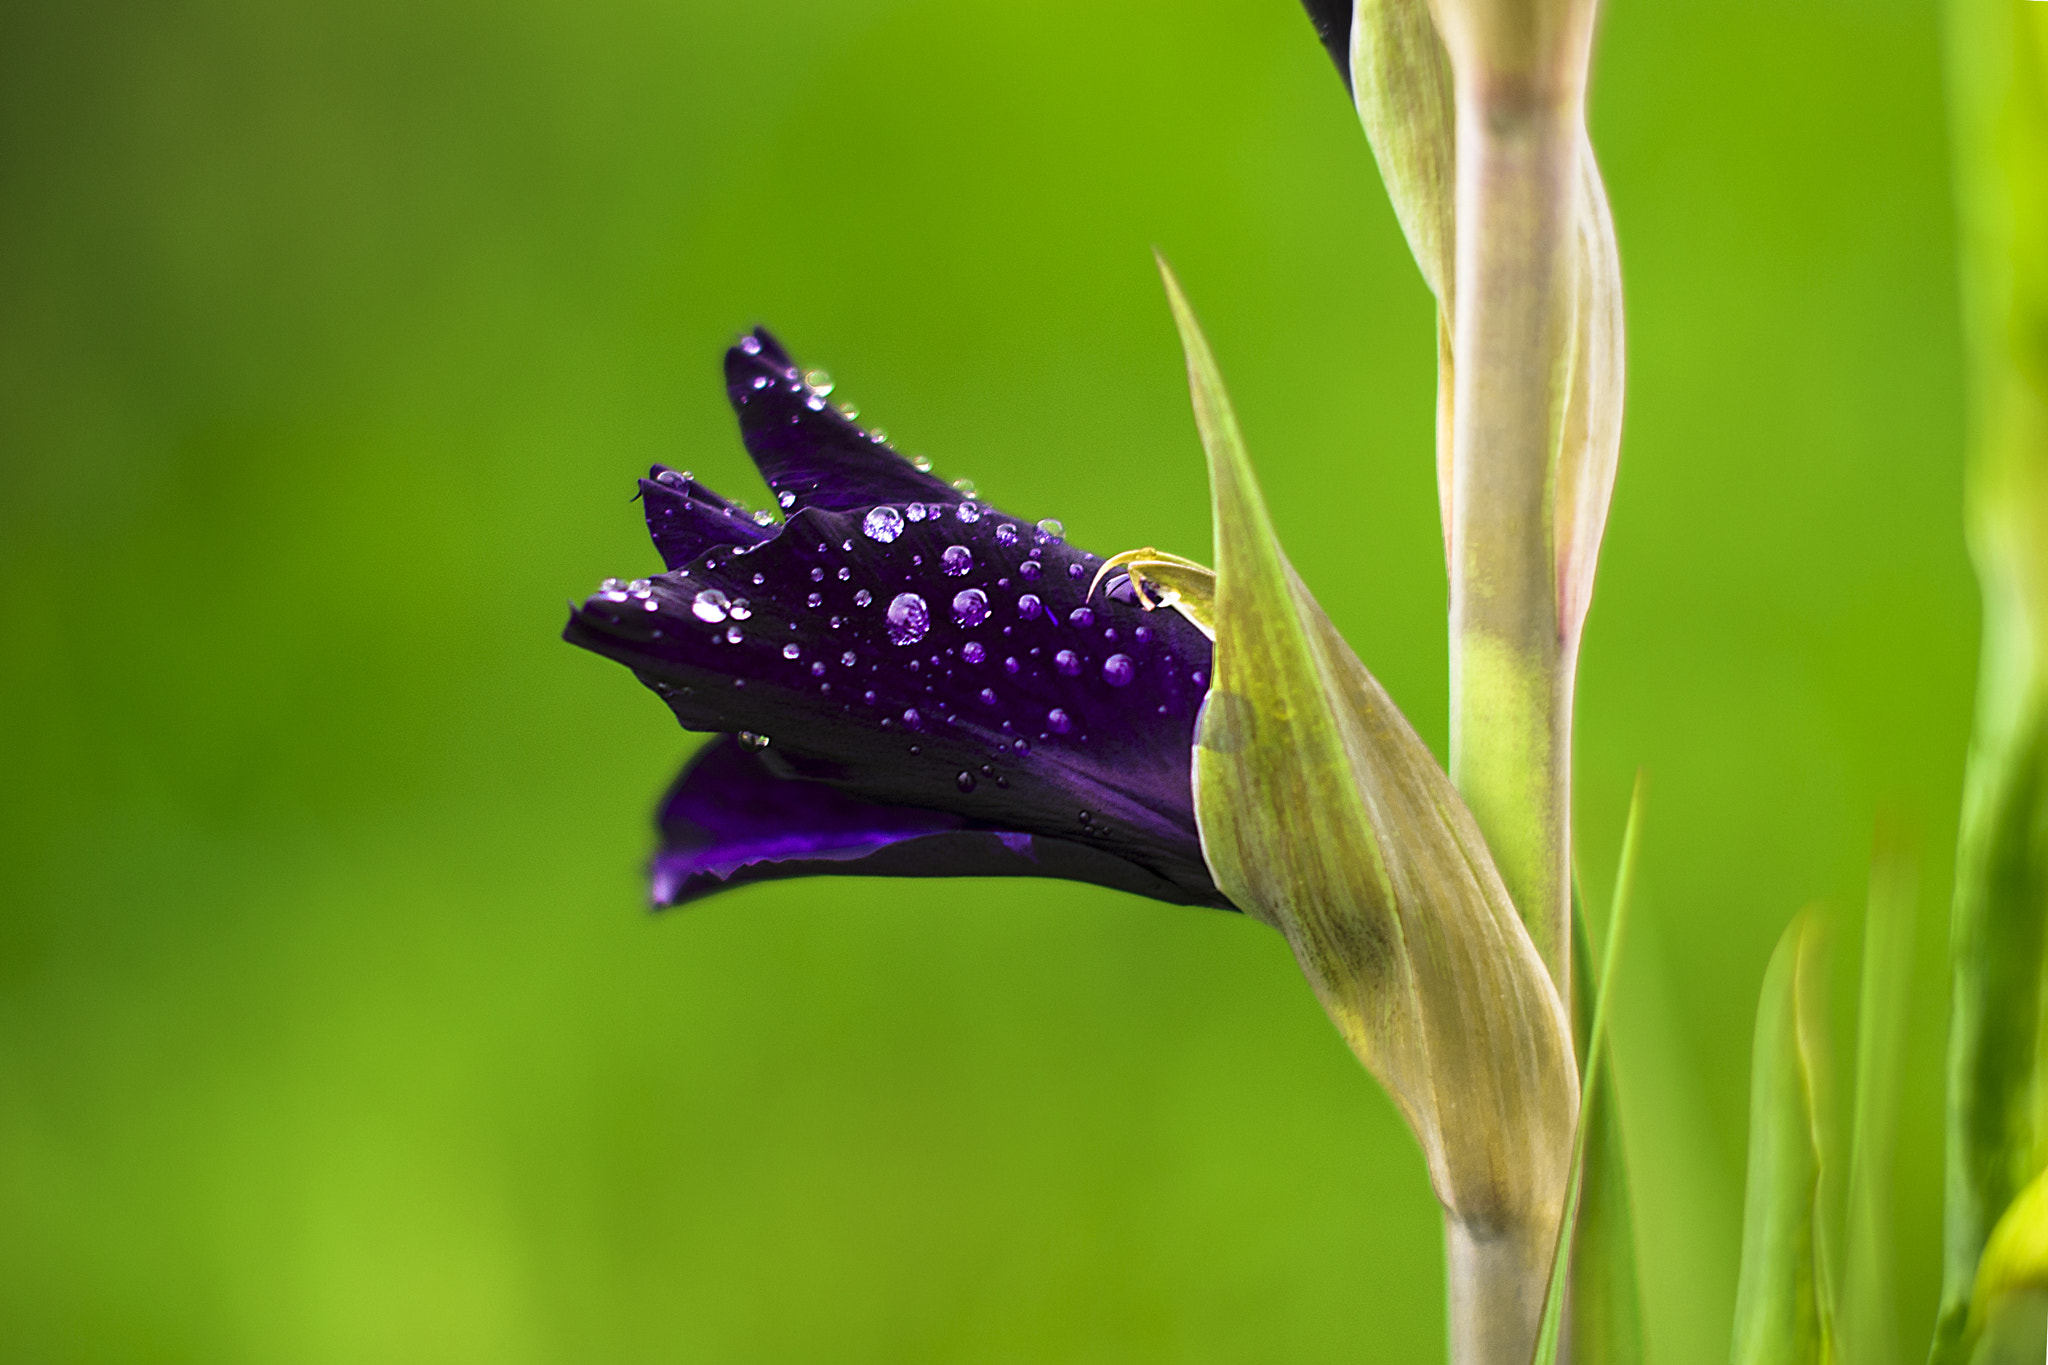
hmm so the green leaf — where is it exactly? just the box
[1936,706,2048,1365]
[1531,774,1645,1365]
[1158,253,1579,1361]
[1731,910,1837,1365]
[1937,0,2048,1353]
[1967,1161,2048,1353]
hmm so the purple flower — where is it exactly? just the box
[564,329,1230,911]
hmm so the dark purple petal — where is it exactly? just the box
[641,466,774,570]
[726,328,968,515]
[1299,0,1354,93]
[652,736,1229,909]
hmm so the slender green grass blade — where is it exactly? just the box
[1531,773,1644,1365]
[1839,842,1915,1365]
[1730,910,1836,1365]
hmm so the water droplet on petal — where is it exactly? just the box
[811,661,827,676]
[738,730,769,748]
[835,399,860,420]
[956,771,977,792]
[1135,625,1153,643]
[962,641,986,664]
[751,572,765,586]
[803,368,834,395]
[910,453,933,472]
[942,545,973,576]
[728,599,753,621]
[1102,653,1135,686]
[783,643,802,660]
[1016,593,1043,621]
[979,687,999,706]
[726,625,744,643]
[1018,560,1042,581]
[1055,649,1081,676]
[807,591,823,607]
[1047,707,1073,734]
[740,335,762,355]
[995,524,1019,546]
[902,707,921,727]
[952,477,977,495]
[863,506,905,543]
[656,468,686,486]
[952,588,989,627]
[778,490,796,509]
[841,650,857,667]
[854,588,873,607]
[1069,607,1094,628]
[1069,563,1086,579]
[956,501,982,524]
[837,566,851,581]
[692,589,731,623]
[906,502,928,522]
[1036,518,1064,543]
[1004,656,1021,674]
[887,592,930,645]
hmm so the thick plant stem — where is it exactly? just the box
[1446,1214,1555,1365]
[1445,95,1584,1004]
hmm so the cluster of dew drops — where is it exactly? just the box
[595,342,1198,799]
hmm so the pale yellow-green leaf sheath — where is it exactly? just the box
[1160,255,1578,1365]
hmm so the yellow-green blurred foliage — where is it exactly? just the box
[0,2,1965,1361]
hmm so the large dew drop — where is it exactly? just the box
[863,506,905,543]
[952,588,990,627]
[1102,653,1135,686]
[887,592,930,645]
[942,545,973,577]
[692,589,731,623]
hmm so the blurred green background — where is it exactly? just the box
[0,1,1967,1361]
